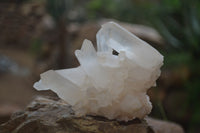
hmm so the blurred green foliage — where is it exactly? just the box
[154,1,200,131]
[87,0,157,24]
[46,0,73,21]
[30,38,43,55]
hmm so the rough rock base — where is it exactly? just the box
[0,96,184,133]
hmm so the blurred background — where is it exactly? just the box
[0,0,200,132]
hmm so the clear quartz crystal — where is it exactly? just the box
[34,22,163,121]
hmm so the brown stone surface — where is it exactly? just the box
[0,96,184,133]
[146,117,184,133]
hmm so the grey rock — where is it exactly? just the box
[0,96,184,133]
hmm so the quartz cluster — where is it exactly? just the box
[34,22,163,121]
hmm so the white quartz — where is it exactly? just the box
[34,22,163,121]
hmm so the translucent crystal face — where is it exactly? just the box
[34,22,163,121]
